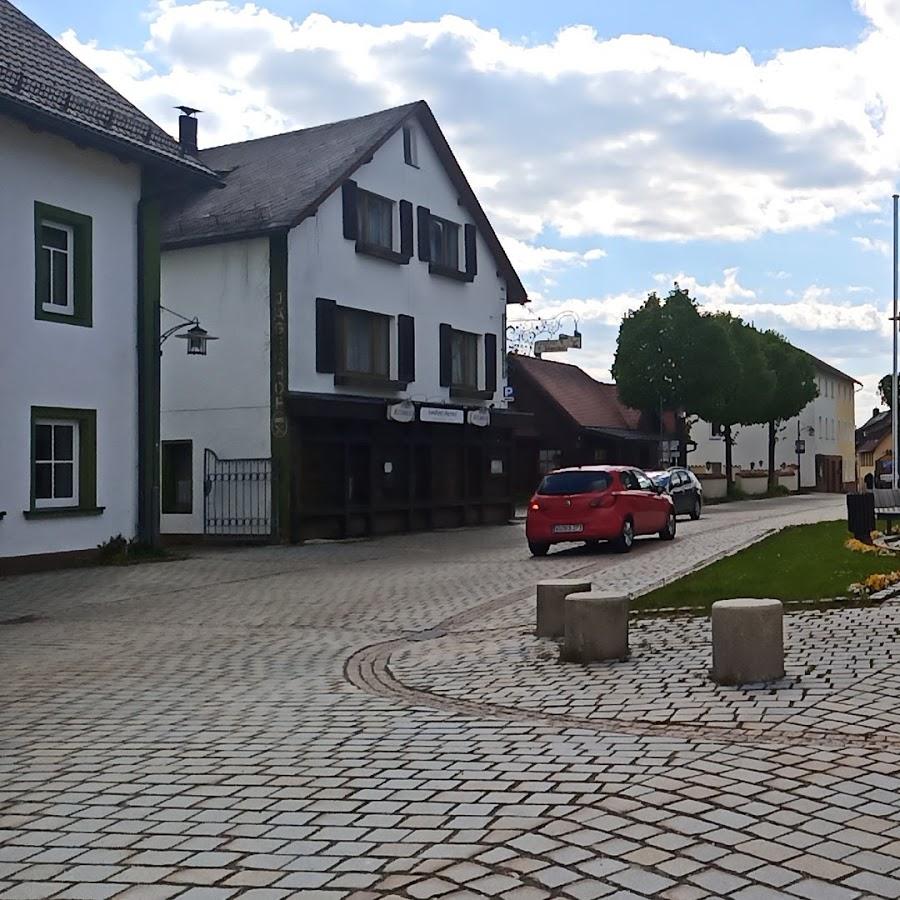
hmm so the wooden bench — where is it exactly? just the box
[874,489,900,532]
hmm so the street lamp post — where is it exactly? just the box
[893,195,899,489]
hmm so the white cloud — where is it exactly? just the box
[520,268,889,337]
[56,1,900,244]
[500,236,606,274]
[853,236,891,255]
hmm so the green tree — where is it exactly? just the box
[612,286,715,463]
[879,373,894,408]
[758,331,818,490]
[691,314,775,492]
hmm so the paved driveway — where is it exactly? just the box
[7,494,900,900]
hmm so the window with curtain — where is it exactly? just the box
[358,190,394,250]
[338,307,389,377]
[451,329,478,388]
[429,216,459,268]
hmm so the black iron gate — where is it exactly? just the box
[203,449,275,537]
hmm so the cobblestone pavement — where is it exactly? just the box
[7,494,900,899]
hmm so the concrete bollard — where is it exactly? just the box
[711,598,784,685]
[536,579,593,638]
[563,592,629,662]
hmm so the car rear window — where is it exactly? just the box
[537,471,612,495]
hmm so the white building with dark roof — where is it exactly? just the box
[687,353,859,492]
[0,0,217,570]
[158,101,528,541]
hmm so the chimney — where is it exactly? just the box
[175,106,201,154]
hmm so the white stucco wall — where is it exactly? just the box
[160,238,271,534]
[288,116,511,404]
[687,369,856,488]
[0,114,141,560]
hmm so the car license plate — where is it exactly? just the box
[553,524,584,534]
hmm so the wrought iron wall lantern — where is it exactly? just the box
[160,305,219,356]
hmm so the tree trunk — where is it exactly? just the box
[725,424,734,495]
[767,420,777,492]
[678,411,688,467]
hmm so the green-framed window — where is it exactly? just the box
[34,201,92,327]
[25,407,102,519]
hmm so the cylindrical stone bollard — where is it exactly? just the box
[711,598,784,685]
[562,592,629,662]
[535,579,593,638]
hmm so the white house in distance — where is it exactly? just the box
[159,101,527,541]
[0,0,217,572]
[687,353,858,492]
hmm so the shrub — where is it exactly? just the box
[96,534,168,565]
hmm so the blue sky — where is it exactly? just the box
[23,0,900,421]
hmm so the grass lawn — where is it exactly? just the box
[636,519,897,612]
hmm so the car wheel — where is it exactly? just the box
[659,509,676,541]
[528,541,550,557]
[612,518,634,553]
[690,497,701,520]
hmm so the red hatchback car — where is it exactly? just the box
[526,466,676,556]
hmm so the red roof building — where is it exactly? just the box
[508,354,677,495]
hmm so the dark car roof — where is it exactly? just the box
[547,466,641,475]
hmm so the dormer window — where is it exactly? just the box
[358,190,393,251]
[429,216,459,269]
[403,125,418,167]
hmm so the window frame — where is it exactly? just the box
[402,124,419,167]
[26,406,100,518]
[429,215,460,269]
[33,419,79,509]
[161,440,193,515]
[450,328,478,390]
[357,189,394,252]
[39,221,75,316]
[336,306,391,379]
[34,202,92,327]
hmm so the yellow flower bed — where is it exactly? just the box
[844,536,895,556]
[848,570,900,598]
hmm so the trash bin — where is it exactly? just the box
[847,492,875,543]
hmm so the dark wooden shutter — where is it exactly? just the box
[398,314,415,384]
[439,323,452,387]
[417,206,431,261]
[400,201,413,259]
[464,223,477,278]
[484,333,497,394]
[341,180,358,240]
[315,297,337,373]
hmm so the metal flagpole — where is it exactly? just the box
[894,195,899,488]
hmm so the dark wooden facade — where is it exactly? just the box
[288,393,523,541]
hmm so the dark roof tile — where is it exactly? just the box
[0,0,216,180]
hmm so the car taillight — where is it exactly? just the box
[530,501,541,511]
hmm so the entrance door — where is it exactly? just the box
[815,455,843,492]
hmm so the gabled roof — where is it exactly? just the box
[510,353,673,437]
[0,0,216,182]
[802,350,861,386]
[160,99,527,303]
[856,408,891,450]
